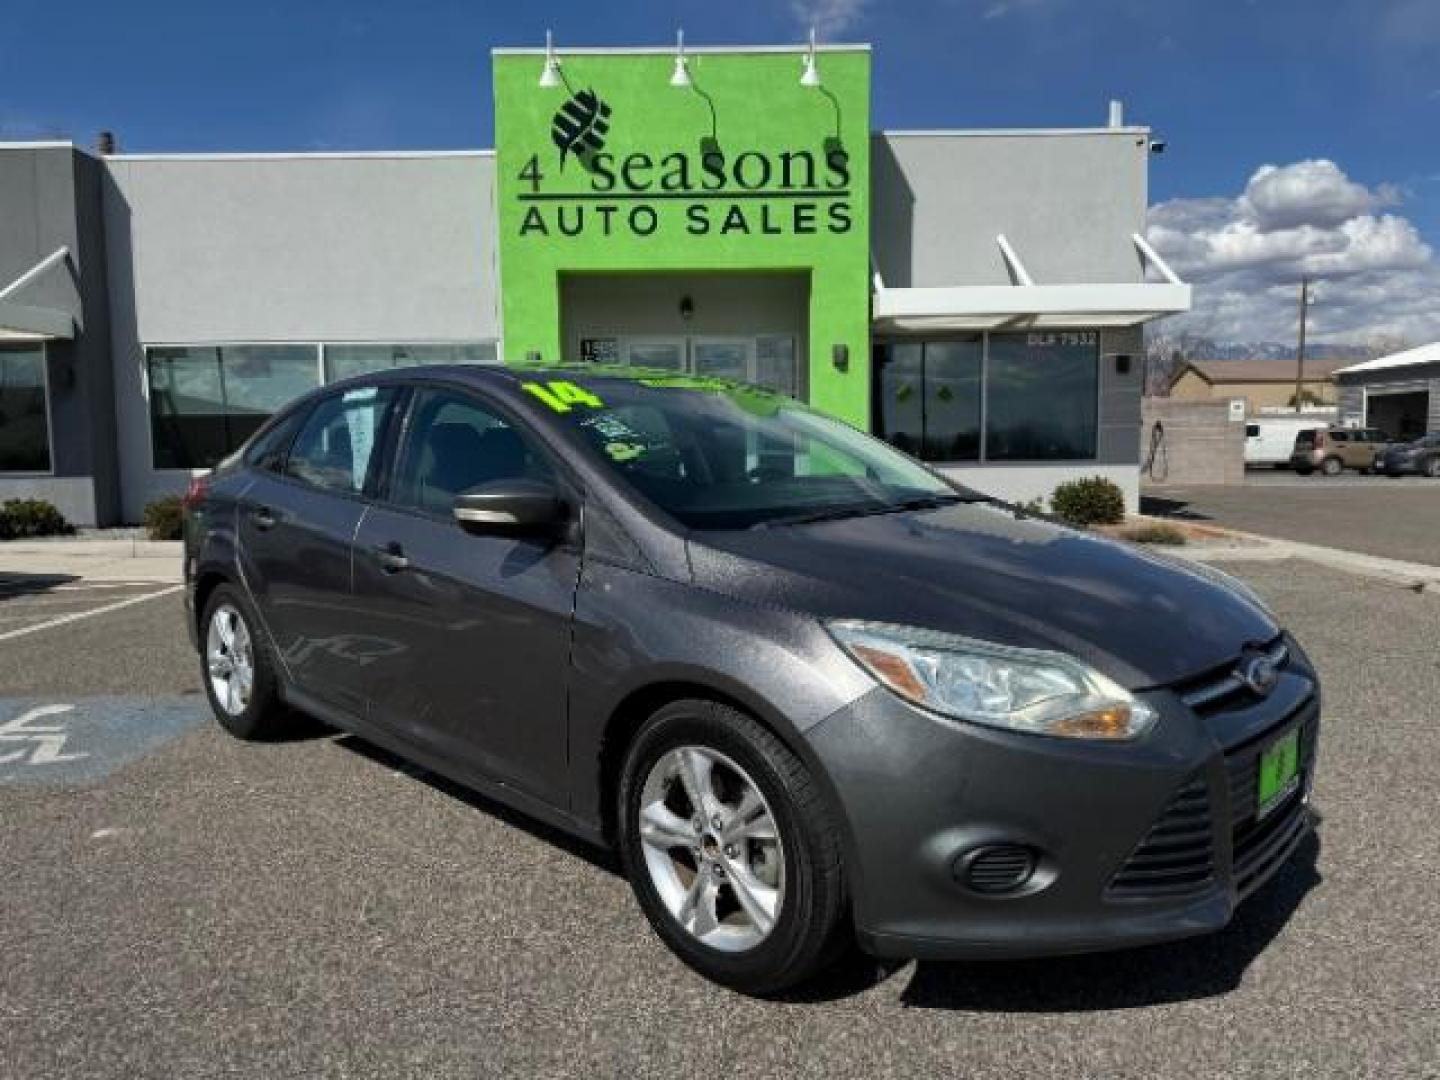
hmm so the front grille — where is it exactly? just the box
[961,845,1037,895]
[1226,714,1319,896]
[1108,700,1318,904]
[1107,776,1215,900]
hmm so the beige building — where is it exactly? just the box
[1168,358,1347,412]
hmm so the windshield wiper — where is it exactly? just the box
[751,493,973,529]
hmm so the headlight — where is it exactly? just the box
[827,620,1157,741]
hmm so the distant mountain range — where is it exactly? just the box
[1146,332,1375,362]
[1190,341,1371,361]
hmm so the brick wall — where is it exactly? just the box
[1140,398,1245,486]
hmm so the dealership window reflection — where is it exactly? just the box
[0,345,51,472]
[986,334,1098,461]
[873,338,981,462]
[873,333,1098,463]
[148,345,319,469]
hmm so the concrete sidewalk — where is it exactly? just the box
[0,539,182,584]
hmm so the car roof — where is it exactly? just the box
[323,363,749,395]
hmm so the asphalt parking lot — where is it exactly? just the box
[2,559,1438,1078]
[1145,472,1440,565]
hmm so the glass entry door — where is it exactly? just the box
[622,337,685,371]
[691,338,753,383]
[592,335,800,398]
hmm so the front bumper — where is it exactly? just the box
[805,644,1320,961]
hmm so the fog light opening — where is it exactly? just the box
[955,843,1041,897]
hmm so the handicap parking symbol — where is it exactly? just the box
[0,704,87,766]
[0,697,209,787]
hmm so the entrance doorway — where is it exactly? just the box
[1366,389,1430,441]
[560,272,808,399]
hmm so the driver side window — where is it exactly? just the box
[391,388,553,515]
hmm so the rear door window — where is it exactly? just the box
[285,386,401,495]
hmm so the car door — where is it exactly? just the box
[351,383,580,801]
[237,384,402,717]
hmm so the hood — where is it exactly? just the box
[686,502,1279,689]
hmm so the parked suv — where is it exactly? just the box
[183,365,1321,994]
[1290,427,1391,475]
[1376,433,1440,477]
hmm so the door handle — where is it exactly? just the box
[250,506,277,531]
[374,543,409,573]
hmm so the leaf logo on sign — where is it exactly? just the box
[552,88,612,169]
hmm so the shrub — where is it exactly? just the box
[143,495,186,541]
[1049,477,1126,528]
[1117,522,1187,546]
[1015,496,1047,516]
[0,498,75,540]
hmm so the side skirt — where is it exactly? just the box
[282,684,609,851]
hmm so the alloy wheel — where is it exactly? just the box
[206,603,255,717]
[637,746,785,953]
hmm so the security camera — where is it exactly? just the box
[1150,139,1167,154]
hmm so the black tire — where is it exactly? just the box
[1320,456,1343,476]
[199,583,291,740]
[617,699,848,995]
[1294,466,1314,476]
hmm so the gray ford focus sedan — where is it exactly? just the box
[183,365,1319,994]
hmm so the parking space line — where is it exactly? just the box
[0,585,183,643]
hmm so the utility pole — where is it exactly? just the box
[1294,276,1311,413]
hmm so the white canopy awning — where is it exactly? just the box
[872,234,1191,333]
[0,247,76,342]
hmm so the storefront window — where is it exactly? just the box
[873,332,1098,463]
[148,345,320,469]
[872,338,981,461]
[0,345,51,472]
[986,333,1098,461]
[323,343,498,383]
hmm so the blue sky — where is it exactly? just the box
[5,0,1438,344]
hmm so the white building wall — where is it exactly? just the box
[103,152,500,521]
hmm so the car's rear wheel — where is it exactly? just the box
[618,700,848,995]
[1425,457,1440,479]
[1320,456,1343,476]
[201,584,291,740]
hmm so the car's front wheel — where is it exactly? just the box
[200,584,291,740]
[618,700,848,995]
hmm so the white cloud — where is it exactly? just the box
[1147,159,1440,344]
[788,0,872,37]
[1240,159,1395,231]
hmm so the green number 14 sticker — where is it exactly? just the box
[521,380,605,413]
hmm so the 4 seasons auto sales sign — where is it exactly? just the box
[491,45,872,424]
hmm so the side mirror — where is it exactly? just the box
[452,479,566,536]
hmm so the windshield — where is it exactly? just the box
[529,373,964,530]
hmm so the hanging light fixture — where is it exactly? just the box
[539,29,563,88]
[800,26,821,87]
[670,29,692,88]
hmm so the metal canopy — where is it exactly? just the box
[0,247,76,341]
[872,234,1191,332]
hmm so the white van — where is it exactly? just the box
[1245,417,1317,467]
